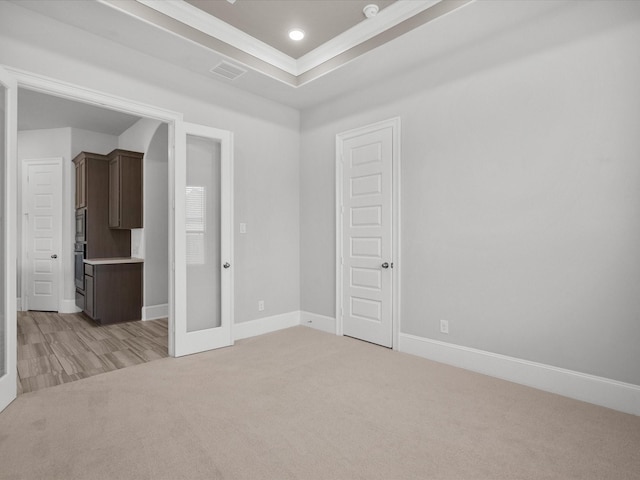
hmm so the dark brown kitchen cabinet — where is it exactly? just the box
[74,156,87,209]
[72,152,131,259]
[83,261,142,325]
[108,149,143,229]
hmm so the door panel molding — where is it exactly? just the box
[336,117,401,349]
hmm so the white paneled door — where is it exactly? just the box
[0,65,17,414]
[173,122,234,357]
[337,118,400,348]
[24,160,62,312]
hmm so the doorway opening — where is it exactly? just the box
[16,88,171,394]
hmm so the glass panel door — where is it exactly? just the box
[173,122,233,357]
[0,66,17,413]
[186,136,221,332]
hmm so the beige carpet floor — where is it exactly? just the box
[0,326,638,480]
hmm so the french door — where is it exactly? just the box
[0,66,17,413]
[173,122,234,356]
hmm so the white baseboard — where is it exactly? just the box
[142,303,169,321]
[17,297,22,312]
[300,311,336,334]
[399,333,640,416]
[233,311,301,341]
[59,299,80,314]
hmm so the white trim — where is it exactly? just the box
[142,303,169,321]
[0,65,18,413]
[336,117,401,349]
[300,311,336,335]
[58,299,80,314]
[399,333,640,416]
[233,311,301,341]
[20,157,64,314]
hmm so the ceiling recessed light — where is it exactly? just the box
[288,29,305,41]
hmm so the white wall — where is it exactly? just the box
[70,128,118,159]
[0,0,300,324]
[300,1,640,385]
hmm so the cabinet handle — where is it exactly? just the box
[381,262,389,269]
[51,254,58,259]
[223,262,231,269]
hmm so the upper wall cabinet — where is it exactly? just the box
[108,149,144,229]
[74,155,87,209]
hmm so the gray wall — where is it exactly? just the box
[118,118,169,313]
[1,1,300,324]
[143,124,169,310]
[300,1,640,385]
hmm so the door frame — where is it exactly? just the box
[20,157,63,312]
[0,65,18,413]
[5,66,184,357]
[335,117,402,349]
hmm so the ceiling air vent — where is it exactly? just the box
[209,61,247,81]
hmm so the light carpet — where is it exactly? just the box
[0,326,638,479]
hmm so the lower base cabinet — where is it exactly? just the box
[83,262,142,325]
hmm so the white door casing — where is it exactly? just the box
[336,118,401,349]
[22,159,63,312]
[0,65,18,414]
[173,122,234,357]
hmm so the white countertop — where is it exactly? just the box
[84,257,144,265]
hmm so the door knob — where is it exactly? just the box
[381,262,389,269]
[223,262,231,269]
[51,254,58,259]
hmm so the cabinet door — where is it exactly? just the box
[84,274,94,318]
[108,158,120,228]
[77,159,87,209]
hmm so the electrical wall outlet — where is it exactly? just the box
[440,319,449,334]
[258,300,265,311]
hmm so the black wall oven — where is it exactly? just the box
[74,242,86,290]
[75,208,86,242]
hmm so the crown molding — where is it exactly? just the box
[296,0,439,74]
[136,0,297,74]
[133,0,442,76]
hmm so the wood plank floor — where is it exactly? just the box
[17,311,168,395]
